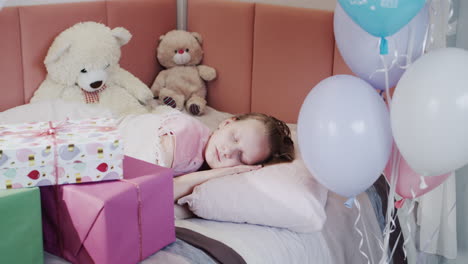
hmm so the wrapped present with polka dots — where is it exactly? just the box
[0,117,124,190]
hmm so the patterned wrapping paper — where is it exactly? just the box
[0,118,124,189]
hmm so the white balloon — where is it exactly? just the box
[298,75,393,198]
[391,48,468,176]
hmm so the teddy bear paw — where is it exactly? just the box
[163,96,177,108]
[198,66,217,81]
[188,104,201,116]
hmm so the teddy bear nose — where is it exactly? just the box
[90,81,103,89]
[178,49,184,54]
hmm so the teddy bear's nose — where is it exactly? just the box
[90,81,103,89]
[178,49,184,54]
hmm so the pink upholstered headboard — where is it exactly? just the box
[0,0,351,123]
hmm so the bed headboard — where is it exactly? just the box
[0,0,352,123]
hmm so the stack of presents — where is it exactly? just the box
[0,117,175,264]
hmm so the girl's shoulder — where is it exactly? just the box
[161,111,210,136]
[166,113,211,176]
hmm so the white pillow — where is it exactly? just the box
[178,160,327,233]
[178,125,328,233]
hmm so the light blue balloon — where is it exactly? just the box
[338,0,426,54]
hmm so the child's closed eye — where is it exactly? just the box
[238,151,246,164]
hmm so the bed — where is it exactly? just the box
[0,0,404,263]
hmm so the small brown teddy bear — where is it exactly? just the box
[151,30,216,115]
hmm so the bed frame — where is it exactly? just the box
[0,0,405,263]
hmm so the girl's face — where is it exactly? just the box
[205,118,271,169]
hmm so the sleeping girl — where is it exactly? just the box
[118,108,295,218]
[0,100,294,218]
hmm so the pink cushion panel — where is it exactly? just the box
[332,45,353,75]
[107,0,176,86]
[251,4,335,123]
[0,7,24,111]
[19,1,107,103]
[188,0,254,114]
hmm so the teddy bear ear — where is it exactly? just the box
[158,34,165,43]
[44,42,71,65]
[191,32,203,44]
[111,27,132,46]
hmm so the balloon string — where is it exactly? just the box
[416,200,456,264]
[402,189,417,260]
[387,21,420,259]
[389,232,403,261]
[371,15,427,83]
[386,152,403,263]
[406,21,415,68]
[370,33,419,83]
[378,53,402,264]
[379,156,402,264]
[422,15,430,54]
[446,0,457,36]
[381,55,392,106]
[379,199,402,264]
[354,198,371,264]
[368,50,398,82]
[420,176,428,189]
[428,0,438,50]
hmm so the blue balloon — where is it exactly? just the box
[338,0,426,54]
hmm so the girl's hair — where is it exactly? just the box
[233,113,295,165]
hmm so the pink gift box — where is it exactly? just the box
[40,156,175,264]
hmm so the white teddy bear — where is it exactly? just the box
[30,22,154,116]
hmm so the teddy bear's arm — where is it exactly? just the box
[30,78,66,103]
[112,67,154,105]
[197,65,217,82]
[151,70,168,98]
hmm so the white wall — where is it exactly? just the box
[234,0,336,10]
[3,0,99,6]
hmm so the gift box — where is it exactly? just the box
[0,118,124,190]
[0,187,44,264]
[41,156,175,264]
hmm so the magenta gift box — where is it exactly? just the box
[40,156,175,264]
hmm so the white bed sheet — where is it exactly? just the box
[174,218,331,264]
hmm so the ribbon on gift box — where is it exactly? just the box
[120,179,144,262]
[0,120,70,187]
